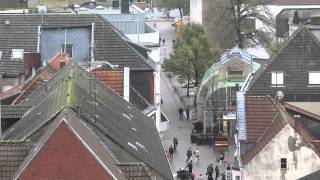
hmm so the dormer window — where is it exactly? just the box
[309,71,320,85]
[227,71,243,76]
[271,71,284,85]
[11,49,24,60]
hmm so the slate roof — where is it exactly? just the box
[0,142,33,180]
[13,108,126,180]
[0,105,32,119]
[0,60,24,75]
[117,163,153,180]
[298,169,320,180]
[2,63,173,180]
[12,65,56,105]
[246,24,320,96]
[245,96,278,143]
[0,0,27,9]
[0,14,153,71]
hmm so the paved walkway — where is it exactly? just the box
[155,20,237,179]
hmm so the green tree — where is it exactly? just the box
[159,0,189,19]
[205,0,274,49]
[163,24,216,96]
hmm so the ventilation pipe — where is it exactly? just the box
[123,67,130,102]
[37,25,41,53]
[91,23,95,63]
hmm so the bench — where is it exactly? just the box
[214,137,229,151]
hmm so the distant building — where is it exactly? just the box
[245,16,320,102]
[195,47,260,139]
[0,14,155,104]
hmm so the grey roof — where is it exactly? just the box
[2,63,172,180]
[0,60,24,75]
[0,0,27,9]
[0,142,33,180]
[298,170,320,180]
[246,24,320,96]
[1,105,32,119]
[0,14,153,71]
[13,108,127,180]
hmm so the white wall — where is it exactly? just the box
[190,0,202,24]
[244,124,320,180]
[126,31,159,46]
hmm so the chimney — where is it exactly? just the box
[24,53,41,80]
[121,0,129,14]
[310,15,320,26]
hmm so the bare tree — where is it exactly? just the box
[204,0,274,49]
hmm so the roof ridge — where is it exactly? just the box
[96,15,154,71]
[247,25,307,92]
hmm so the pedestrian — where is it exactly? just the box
[198,174,203,180]
[162,38,166,46]
[215,165,219,179]
[193,148,200,163]
[173,137,178,151]
[219,152,224,165]
[179,107,183,120]
[185,160,193,174]
[186,107,190,120]
[186,147,192,162]
[169,145,174,160]
[153,22,157,28]
[159,37,162,45]
[206,164,213,179]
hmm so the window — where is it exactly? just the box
[0,51,2,60]
[309,72,320,85]
[227,71,243,76]
[271,72,284,85]
[11,49,24,60]
[280,158,287,169]
[60,44,73,58]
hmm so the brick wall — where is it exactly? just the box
[19,122,113,180]
[93,70,124,96]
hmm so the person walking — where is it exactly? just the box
[206,164,213,180]
[179,107,183,120]
[198,174,204,180]
[185,160,193,174]
[186,107,190,120]
[169,145,174,160]
[173,137,178,151]
[186,147,192,162]
[219,153,224,165]
[193,148,200,163]
[215,165,219,180]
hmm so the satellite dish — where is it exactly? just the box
[276,91,284,100]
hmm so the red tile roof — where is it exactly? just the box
[242,108,287,165]
[243,96,320,165]
[245,96,278,143]
[47,53,71,71]
[93,71,124,97]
